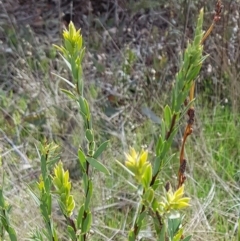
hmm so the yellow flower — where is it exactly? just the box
[125,147,150,184]
[53,21,84,59]
[160,185,190,212]
[62,21,83,54]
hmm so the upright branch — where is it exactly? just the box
[125,7,207,241]
[53,22,109,241]
[177,0,223,188]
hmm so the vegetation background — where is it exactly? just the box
[0,0,239,240]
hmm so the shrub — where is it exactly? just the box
[0,2,223,240]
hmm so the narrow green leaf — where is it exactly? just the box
[77,64,83,82]
[52,44,63,53]
[182,235,192,241]
[168,217,181,238]
[0,215,8,229]
[152,215,162,234]
[51,72,75,88]
[27,187,41,206]
[0,188,5,207]
[83,99,90,119]
[40,156,47,181]
[8,226,17,241]
[164,105,172,129]
[78,149,86,171]
[142,164,152,189]
[52,177,62,191]
[52,228,59,241]
[175,91,185,111]
[193,8,204,45]
[168,219,175,239]
[200,54,209,63]
[161,121,166,139]
[61,89,76,100]
[128,231,136,241]
[47,195,52,216]
[151,179,162,191]
[79,97,87,116]
[167,128,178,150]
[59,53,72,72]
[49,221,58,241]
[163,153,176,169]
[85,181,93,210]
[160,140,171,160]
[114,159,135,177]
[72,61,79,81]
[93,140,109,159]
[186,64,202,82]
[80,113,88,125]
[151,198,159,211]
[83,173,88,194]
[77,76,83,95]
[67,196,75,215]
[77,204,85,228]
[82,212,92,233]
[144,188,154,204]
[157,222,166,241]
[67,225,77,240]
[86,129,94,142]
[40,203,49,223]
[156,135,164,156]
[137,210,147,226]
[79,48,85,63]
[88,140,95,154]
[44,178,51,194]
[64,38,73,54]
[173,228,184,241]
[86,157,110,175]
[153,155,163,176]
[182,49,190,73]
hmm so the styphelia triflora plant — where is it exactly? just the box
[0,1,223,240]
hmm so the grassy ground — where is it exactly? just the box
[0,0,239,240]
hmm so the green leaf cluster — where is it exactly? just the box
[158,185,190,214]
[53,21,85,95]
[125,147,152,188]
[52,162,75,217]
